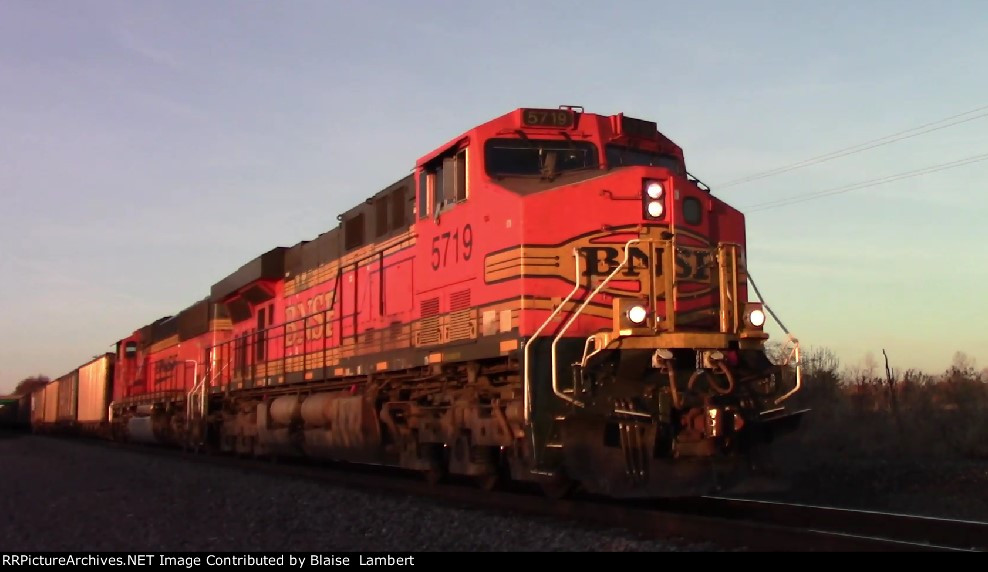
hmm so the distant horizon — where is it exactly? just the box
[2,1,987,392]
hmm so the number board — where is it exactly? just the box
[521,108,575,128]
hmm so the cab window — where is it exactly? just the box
[486,138,598,177]
[419,148,468,219]
[606,145,684,174]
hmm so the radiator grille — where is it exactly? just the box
[417,317,441,346]
[447,310,476,342]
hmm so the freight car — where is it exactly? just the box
[0,394,31,432]
[33,380,59,434]
[28,355,115,436]
[39,106,804,498]
[75,354,115,436]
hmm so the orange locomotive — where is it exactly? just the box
[55,106,804,498]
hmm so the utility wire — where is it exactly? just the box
[746,272,790,337]
[744,151,988,212]
[717,103,988,189]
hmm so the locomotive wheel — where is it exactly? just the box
[421,444,446,486]
[473,445,503,491]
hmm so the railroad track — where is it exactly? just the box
[657,496,988,551]
[34,433,988,551]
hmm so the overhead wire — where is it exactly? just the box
[743,151,988,212]
[716,103,988,189]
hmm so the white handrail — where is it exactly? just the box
[186,354,232,423]
[774,334,802,404]
[184,360,199,421]
[550,239,640,405]
[523,248,582,422]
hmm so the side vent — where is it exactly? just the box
[389,321,402,341]
[450,289,471,311]
[420,297,440,317]
[447,289,476,343]
[416,297,441,346]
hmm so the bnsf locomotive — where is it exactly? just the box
[31,106,804,498]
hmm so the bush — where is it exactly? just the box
[779,349,988,464]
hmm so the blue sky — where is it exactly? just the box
[2,0,986,392]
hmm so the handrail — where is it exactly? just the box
[774,334,802,405]
[745,269,803,405]
[186,356,232,424]
[183,360,199,421]
[550,239,640,406]
[523,248,582,422]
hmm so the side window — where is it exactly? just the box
[420,147,469,221]
[417,170,429,220]
[434,148,468,214]
[454,148,467,202]
[442,156,455,205]
[432,163,445,214]
[682,197,703,225]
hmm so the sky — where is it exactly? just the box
[2,0,987,392]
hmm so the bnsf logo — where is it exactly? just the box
[579,245,712,282]
[482,226,722,299]
[284,292,334,347]
[152,356,180,386]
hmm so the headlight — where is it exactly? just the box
[646,201,664,218]
[744,307,766,328]
[645,182,663,199]
[627,305,648,324]
[749,309,765,327]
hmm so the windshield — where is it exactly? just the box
[606,145,684,174]
[485,138,599,177]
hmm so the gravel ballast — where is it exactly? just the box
[0,435,718,552]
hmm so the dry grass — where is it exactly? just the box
[751,347,988,520]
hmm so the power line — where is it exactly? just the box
[717,103,988,189]
[744,151,988,212]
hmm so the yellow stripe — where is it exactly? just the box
[286,232,417,295]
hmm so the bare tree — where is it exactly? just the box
[883,349,903,436]
[13,375,49,396]
[805,347,841,379]
[863,351,878,379]
[951,351,976,376]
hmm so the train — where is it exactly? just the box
[24,105,804,498]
